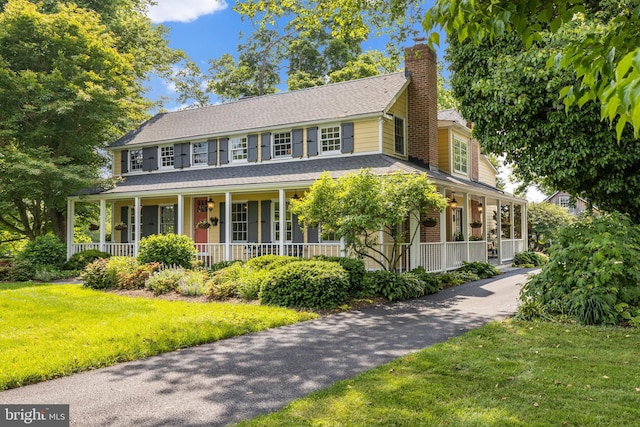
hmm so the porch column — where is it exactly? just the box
[496,199,502,263]
[523,203,529,251]
[99,199,106,252]
[510,203,515,243]
[225,192,232,261]
[440,188,447,271]
[177,194,184,235]
[66,199,75,259]
[278,189,285,256]
[481,196,488,261]
[134,197,141,256]
[410,211,420,270]
[463,192,470,263]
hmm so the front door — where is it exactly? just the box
[194,197,209,244]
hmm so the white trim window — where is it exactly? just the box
[272,201,292,242]
[192,141,208,166]
[558,195,570,208]
[160,146,174,168]
[230,137,248,162]
[394,116,405,155]
[129,149,143,172]
[453,138,468,175]
[231,202,248,242]
[320,125,341,154]
[320,225,339,242]
[129,207,137,242]
[273,131,292,158]
[159,205,175,234]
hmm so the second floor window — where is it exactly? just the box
[231,137,247,162]
[453,138,468,174]
[273,132,292,157]
[160,146,174,168]
[129,149,143,172]
[559,195,570,208]
[232,202,248,241]
[192,142,208,165]
[320,126,341,153]
[394,116,405,155]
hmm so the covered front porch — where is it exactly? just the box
[68,185,526,272]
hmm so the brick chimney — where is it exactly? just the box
[405,42,438,170]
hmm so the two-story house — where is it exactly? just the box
[543,191,596,217]
[67,42,527,271]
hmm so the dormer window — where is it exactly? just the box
[453,138,468,175]
[273,131,292,157]
[129,149,143,172]
[394,116,405,155]
[320,126,341,153]
[230,137,248,162]
[160,146,174,168]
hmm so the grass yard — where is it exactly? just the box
[238,320,640,427]
[0,282,316,391]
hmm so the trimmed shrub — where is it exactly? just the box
[458,261,500,279]
[146,267,185,295]
[519,212,640,326]
[436,272,465,288]
[137,234,196,269]
[209,260,243,272]
[64,249,111,271]
[9,259,35,282]
[18,235,66,268]
[177,269,209,296]
[312,256,366,296]
[409,267,441,294]
[513,251,548,267]
[0,258,12,281]
[82,258,116,289]
[245,254,300,271]
[208,263,244,300]
[236,269,270,300]
[366,270,438,302]
[260,260,349,309]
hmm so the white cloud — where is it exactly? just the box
[147,0,228,24]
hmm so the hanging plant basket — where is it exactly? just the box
[421,217,438,227]
[114,223,127,231]
[88,223,100,231]
[196,220,211,229]
[470,222,483,228]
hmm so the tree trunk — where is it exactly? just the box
[49,208,67,244]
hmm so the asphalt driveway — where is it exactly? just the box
[0,268,535,426]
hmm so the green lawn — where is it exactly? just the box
[238,321,640,427]
[0,282,316,391]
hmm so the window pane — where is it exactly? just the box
[232,202,248,241]
[320,126,340,152]
[273,201,292,242]
[453,139,468,174]
[130,150,143,171]
[192,142,208,165]
[273,132,292,157]
[231,137,247,161]
[160,146,174,168]
[160,206,175,234]
[394,117,405,155]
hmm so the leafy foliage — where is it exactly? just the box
[8,259,34,282]
[527,202,575,251]
[145,267,185,295]
[292,170,447,270]
[64,249,112,271]
[445,28,640,222]
[512,252,548,268]
[260,260,349,309]
[365,270,440,302]
[424,0,640,138]
[245,255,300,271]
[81,256,137,289]
[312,256,366,296]
[117,262,161,290]
[136,234,196,269]
[176,269,209,296]
[458,261,500,279]
[519,213,640,326]
[18,235,66,268]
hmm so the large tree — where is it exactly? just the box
[0,0,180,242]
[291,170,448,271]
[446,22,640,222]
[424,0,640,139]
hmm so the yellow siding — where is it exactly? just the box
[354,120,380,153]
[114,151,122,175]
[479,156,497,187]
[437,129,450,173]
[382,91,408,158]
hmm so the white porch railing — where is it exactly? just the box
[419,242,445,272]
[501,239,515,262]
[469,241,487,263]
[446,242,467,270]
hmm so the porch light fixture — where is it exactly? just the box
[207,197,215,211]
[292,192,300,200]
[449,194,458,209]
[477,203,483,213]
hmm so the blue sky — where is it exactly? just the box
[145,0,444,110]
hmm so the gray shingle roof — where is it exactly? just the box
[438,108,469,127]
[110,72,409,148]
